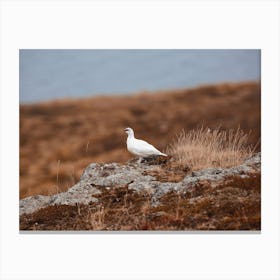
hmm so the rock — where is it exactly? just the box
[19,181,100,216]
[128,175,158,192]
[19,153,261,216]
[48,181,100,206]
[19,195,51,215]
[80,162,144,187]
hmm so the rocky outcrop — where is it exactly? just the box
[20,153,261,216]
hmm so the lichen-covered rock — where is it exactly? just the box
[19,181,100,215]
[19,195,51,215]
[48,181,100,206]
[19,153,261,216]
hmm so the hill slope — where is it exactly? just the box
[20,82,261,198]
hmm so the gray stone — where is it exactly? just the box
[19,153,261,216]
[48,181,100,206]
[20,195,51,215]
[81,162,144,187]
[128,175,158,192]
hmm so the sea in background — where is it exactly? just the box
[19,49,260,103]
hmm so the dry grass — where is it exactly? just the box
[167,126,256,170]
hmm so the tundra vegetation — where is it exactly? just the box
[20,82,261,230]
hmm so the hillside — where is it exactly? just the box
[20,82,261,198]
[20,153,261,231]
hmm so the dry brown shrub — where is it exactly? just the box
[167,126,256,170]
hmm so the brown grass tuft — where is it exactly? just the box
[167,126,255,170]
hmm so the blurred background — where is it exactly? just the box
[20,49,261,198]
[20,50,260,103]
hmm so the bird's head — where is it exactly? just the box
[124,127,134,136]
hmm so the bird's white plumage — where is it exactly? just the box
[124,127,167,158]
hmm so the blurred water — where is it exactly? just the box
[19,49,260,103]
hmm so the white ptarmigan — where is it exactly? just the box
[124,127,167,163]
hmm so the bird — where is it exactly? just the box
[124,127,167,163]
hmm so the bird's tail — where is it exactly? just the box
[160,152,168,157]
